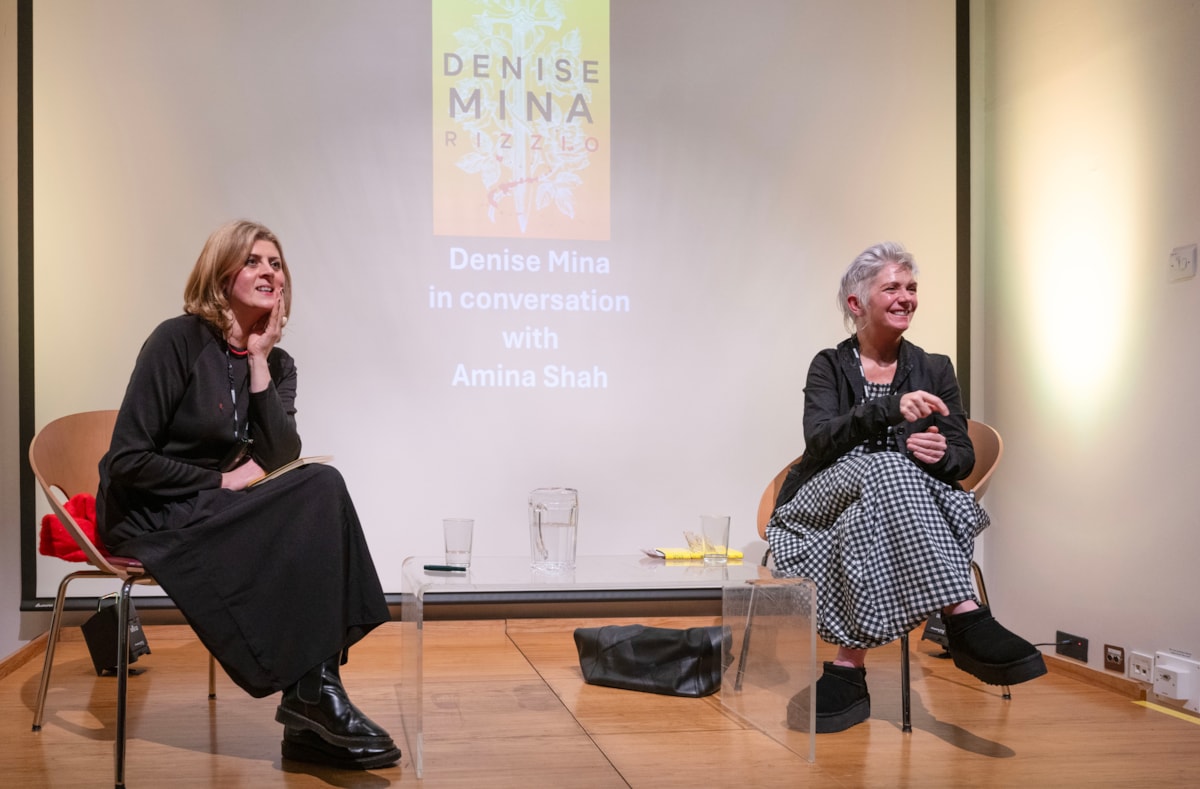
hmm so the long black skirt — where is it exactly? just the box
[106,464,389,698]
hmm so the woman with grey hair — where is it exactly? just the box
[766,242,1044,733]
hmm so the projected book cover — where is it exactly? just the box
[433,0,611,240]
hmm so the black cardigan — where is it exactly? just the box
[775,336,975,509]
[97,314,301,544]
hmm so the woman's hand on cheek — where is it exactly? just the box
[247,290,285,358]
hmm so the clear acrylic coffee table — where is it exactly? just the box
[398,554,785,777]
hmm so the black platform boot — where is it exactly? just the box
[944,605,1047,686]
[276,656,395,748]
[281,727,401,770]
[786,661,870,733]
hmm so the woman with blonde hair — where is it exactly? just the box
[98,219,399,769]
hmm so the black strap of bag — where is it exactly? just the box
[573,624,728,698]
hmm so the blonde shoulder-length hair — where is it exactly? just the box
[183,219,292,336]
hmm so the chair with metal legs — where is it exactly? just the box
[756,419,1006,732]
[29,409,216,788]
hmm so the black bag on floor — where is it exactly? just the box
[81,594,151,676]
[573,624,727,698]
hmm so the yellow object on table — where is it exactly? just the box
[652,547,744,561]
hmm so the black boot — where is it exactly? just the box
[276,656,395,748]
[281,727,401,770]
[786,661,870,733]
[944,605,1047,686]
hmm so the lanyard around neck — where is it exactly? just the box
[851,339,899,405]
[225,346,249,441]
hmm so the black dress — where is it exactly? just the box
[97,314,389,698]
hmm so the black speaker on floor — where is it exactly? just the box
[921,611,949,650]
[80,595,152,676]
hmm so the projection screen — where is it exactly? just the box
[26,0,958,601]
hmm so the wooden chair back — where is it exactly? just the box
[28,409,127,574]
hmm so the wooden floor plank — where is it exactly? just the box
[591,729,840,789]
[3,617,1199,787]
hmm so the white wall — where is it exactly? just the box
[979,0,1200,674]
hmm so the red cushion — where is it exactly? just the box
[38,493,111,562]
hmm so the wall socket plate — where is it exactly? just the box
[1056,630,1088,662]
[1153,652,1200,713]
[1129,651,1154,682]
[1169,243,1197,282]
[1104,644,1126,674]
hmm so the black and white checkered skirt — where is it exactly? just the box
[766,450,990,649]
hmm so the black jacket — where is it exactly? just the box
[775,335,975,508]
[97,314,300,545]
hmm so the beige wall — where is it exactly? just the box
[978,0,1200,670]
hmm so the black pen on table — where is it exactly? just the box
[423,564,467,572]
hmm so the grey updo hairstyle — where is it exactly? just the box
[837,242,917,332]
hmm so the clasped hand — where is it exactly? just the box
[900,390,949,464]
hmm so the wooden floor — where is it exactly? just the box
[3,616,1199,787]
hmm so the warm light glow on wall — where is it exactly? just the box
[1001,55,1152,431]
[1021,163,1139,417]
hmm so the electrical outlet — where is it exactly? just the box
[1153,652,1200,713]
[1104,644,1126,674]
[1056,630,1088,662]
[1169,243,1197,282]
[1155,665,1182,696]
[1130,651,1154,682]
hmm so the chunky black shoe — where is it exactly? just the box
[276,659,395,748]
[786,661,870,733]
[281,727,401,770]
[944,605,1047,686]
